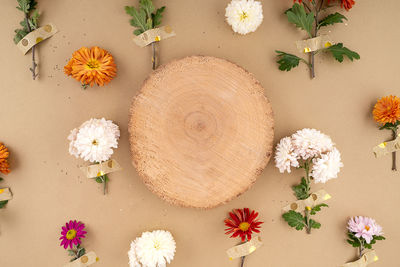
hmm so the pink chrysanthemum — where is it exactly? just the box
[347,216,383,244]
[59,220,87,249]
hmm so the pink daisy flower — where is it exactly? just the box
[59,220,87,249]
[347,216,383,244]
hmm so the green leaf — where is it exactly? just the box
[0,177,3,182]
[276,51,306,72]
[347,232,361,247]
[0,200,8,209]
[326,43,360,63]
[77,247,86,258]
[364,243,372,249]
[282,210,306,230]
[13,29,29,44]
[139,0,155,20]
[28,0,37,12]
[310,203,328,215]
[318,12,347,29]
[309,219,321,229]
[286,3,314,37]
[292,177,309,200]
[95,177,103,183]
[374,235,386,241]
[17,0,30,13]
[125,6,148,33]
[152,6,165,27]
[68,250,75,256]
[134,29,143,36]
[30,10,40,29]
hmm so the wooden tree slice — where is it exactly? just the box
[129,56,274,209]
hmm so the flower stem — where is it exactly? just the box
[25,13,37,80]
[392,128,398,171]
[102,175,107,195]
[151,42,156,70]
[309,0,324,79]
[240,256,245,267]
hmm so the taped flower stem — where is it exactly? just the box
[372,133,400,158]
[341,250,379,267]
[282,189,331,213]
[64,251,99,267]
[296,35,333,54]
[226,236,263,260]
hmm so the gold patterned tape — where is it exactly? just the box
[373,134,400,158]
[16,23,58,54]
[64,251,99,267]
[0,188,12,201]
[282,189,331,213]
[80,159,122,179]
[296,35,333,53]
[133,26,176,47]
[341,250,378,267]
[226,236,263,260]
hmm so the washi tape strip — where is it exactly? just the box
[282,189,331,213]
[17,23,58,54]
[80,159,122,179]
[296,35,333,53]
[341,250,378,267]
[0,188,12,201]
[64,251,99,267]
[133,26,176,48]
[226,236,263,260]
[373,134,400,158]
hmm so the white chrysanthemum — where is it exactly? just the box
[128,230,176,267]
[311,148,343,183]
[292,128,334,160]
[225,0,263,35]
[128,242,141,267]
[68,118,120,163]
[275,137,299,173]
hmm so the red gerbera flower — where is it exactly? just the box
[224,208,263,242]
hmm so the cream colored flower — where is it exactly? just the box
[292,128,334,160]
[225,0,263,35]
[68,118,120,163]
[275,137,299,173]
[128,230,176,267]
[311,148,343,183]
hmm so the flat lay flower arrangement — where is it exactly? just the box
[275,128,343,233]
[68,118,120,194]
[276,0,360,78]
[372,95,400,171]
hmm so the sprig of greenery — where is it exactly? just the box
[347,231,385,251]
[125,0,165,36]
[282,204,327,233]
[276,1,360,78]
[292,177,309,200]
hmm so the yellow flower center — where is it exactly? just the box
[92,139,99,145]
[239,222,250,231]
[153,240,161,250]
[240,12,249,21]
[86,59,100,69]
[365,226,370,231]
[66,229,77,240]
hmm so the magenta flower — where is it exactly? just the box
[59,220,87,249]
[347,216,383,244]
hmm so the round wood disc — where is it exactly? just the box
[129,56,274,209]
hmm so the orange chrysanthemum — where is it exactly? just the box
[64,46,117,87]
[373,95,400,125]
[0,143,11,175]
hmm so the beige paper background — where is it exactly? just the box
[0,0,399,266]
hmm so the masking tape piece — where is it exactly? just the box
[80,159,122,179]
[373,134,400,158]
[341,250,378,267]
[226,236,262,260]
[133,26,176,47]
[64,251,99,267]
[17,23,58,54]
[296,35,333,53]
[0,188,12,201]
[282,189,331,213]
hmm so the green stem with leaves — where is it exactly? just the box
[25,12,37,80]
[151,42,156,70]
[68,244,86,262]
